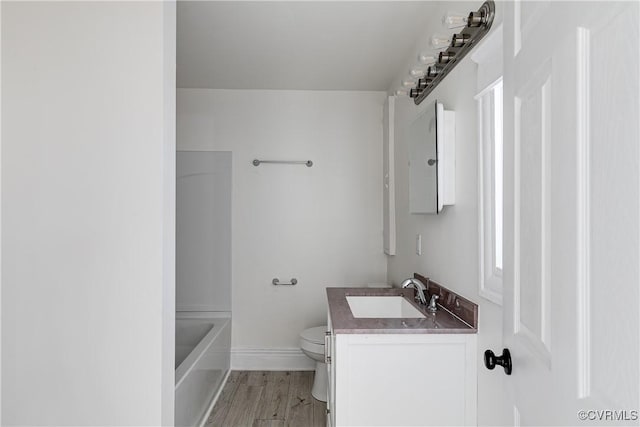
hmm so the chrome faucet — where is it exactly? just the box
[400,278,427,305]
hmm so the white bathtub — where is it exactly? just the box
[175,312,231,427]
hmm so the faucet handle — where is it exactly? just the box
[427,294,439,312]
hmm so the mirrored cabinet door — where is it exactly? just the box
[409,103,438,214]
[408,100,455,215]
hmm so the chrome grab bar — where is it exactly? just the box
[272,278,298,286]
[253,159,313,167]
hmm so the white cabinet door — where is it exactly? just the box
[333,333,476,426]
[503,2,639,425]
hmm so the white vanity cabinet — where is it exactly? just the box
[326,286,478,427]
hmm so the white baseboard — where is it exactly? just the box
[231,348,315,371]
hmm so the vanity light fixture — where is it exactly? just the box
[409,0,495,105]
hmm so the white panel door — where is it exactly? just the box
[503,2,639,425]
[176,151,232,312]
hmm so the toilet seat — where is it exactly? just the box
[300,326,327,356]
[300,326,326,344]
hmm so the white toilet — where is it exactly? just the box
[300,283,391,402]
[299,326,328,402]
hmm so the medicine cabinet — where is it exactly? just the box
[408,100,455,214]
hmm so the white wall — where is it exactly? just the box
[0,1,3,422]
[177,89,387,352]
[386,1,509,425]
[176,151,232,312]
[2,2,175,425]
[160,1,177,424]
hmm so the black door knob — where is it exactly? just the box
[484,348,512,375]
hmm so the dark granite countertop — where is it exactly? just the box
[326,287,477,334]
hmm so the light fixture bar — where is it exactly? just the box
[411,0,495,105]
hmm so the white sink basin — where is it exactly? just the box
[346,296,426,318]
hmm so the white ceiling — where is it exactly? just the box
[177,1,438,91]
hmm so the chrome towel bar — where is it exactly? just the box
[272,278,298,286]
[253,159,313,167]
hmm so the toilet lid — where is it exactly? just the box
[300,326,327,344]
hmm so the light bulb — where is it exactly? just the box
[409,66,428,78]
[418,52,437,65]
[402,79,416,88]
[442,11,468,29]
[395,89,408,97]
[431,34,451,49]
